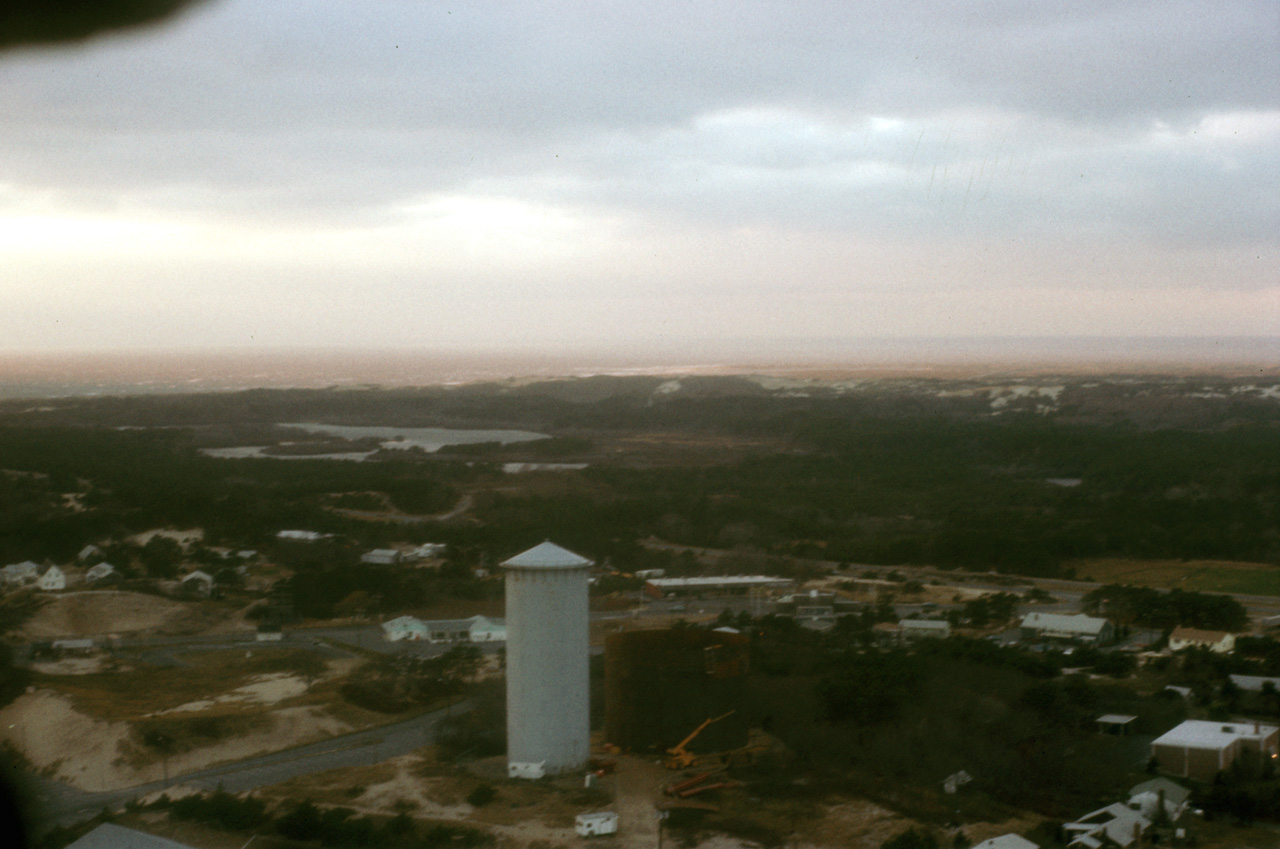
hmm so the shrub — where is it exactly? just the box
[466,784,497,807]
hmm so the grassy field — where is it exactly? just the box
[1070,558,1280,597]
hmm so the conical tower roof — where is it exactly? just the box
[501,541,593,569]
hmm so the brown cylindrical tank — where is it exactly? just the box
[604,628,750,753]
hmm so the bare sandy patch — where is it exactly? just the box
[19,591,199,638]
[0,688,355,791]
[152,672,310,715]
[797,799,915,849]
[131,528,204,547]
[0,689,133,791]
[29,656,111,675]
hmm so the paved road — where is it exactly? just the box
[11,700,470,832]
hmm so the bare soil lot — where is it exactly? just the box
[0,649,379,791]
[18,590,242,639]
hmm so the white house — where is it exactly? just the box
[180,569,214,596]
[382,615,431,642]
[361,549,401,565]
[2,561,41,586]
[77,545,102,562]
[38,565,66,591]
[85,562,116,584]
[1127,778,1190,822]
[409,543,447,559]
[1064,802,1151,849]
[1168,627,1235,654]
[574,812,618,837]
[423,615,507,644]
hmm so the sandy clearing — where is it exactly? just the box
[152,673,310,715]
[130,528,204,547]
[29,657,110,675]
[0,689,134,791]
[796,799,915,849]
[0,689,355,791]
[18,591,200,638]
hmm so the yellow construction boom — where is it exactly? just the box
[664,710,735,769]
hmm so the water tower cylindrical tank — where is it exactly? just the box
[502,541,593,775]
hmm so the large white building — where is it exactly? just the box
[1019,612,1113,644]
[503,541,592,777]
[1151,719,1279,781]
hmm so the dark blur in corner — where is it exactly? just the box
[0,1,209,50]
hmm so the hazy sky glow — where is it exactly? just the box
[2,1,1277,359]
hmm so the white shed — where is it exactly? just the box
[574,811,618,837]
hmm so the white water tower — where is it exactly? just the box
[502,540,593,777]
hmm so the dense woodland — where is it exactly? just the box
[0,376,1277,578]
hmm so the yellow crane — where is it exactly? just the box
[664,711,735,770]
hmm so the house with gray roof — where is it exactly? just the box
[2,560,41,586]
[1128,777,1190,822]
[85,562,117,584]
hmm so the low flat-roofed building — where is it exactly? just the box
[644,575,792,598]
[276,529,329,542]
[1097,714,1138,735]
[1151,719,1280,781]
[361,548,401,565]
[900,619,951,640]
[52,638,95,655]
[1020,612,1113,645]
[1229,674,1280,693]
[1168,627,1235,654]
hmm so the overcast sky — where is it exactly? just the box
[2,0,1277,361]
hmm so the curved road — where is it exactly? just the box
[10,699,470,831]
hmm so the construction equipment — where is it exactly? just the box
[664,711,734,770]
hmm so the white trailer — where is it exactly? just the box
[575,812,618,837]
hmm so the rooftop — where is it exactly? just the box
[1153,719,1279,749]
[502,541,593,569]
